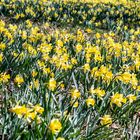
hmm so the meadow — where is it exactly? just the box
[0,0,140,139]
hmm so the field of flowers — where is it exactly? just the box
[0,0,140,140]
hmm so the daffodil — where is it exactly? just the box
[127,94,136,103]
[14,75,24,86]
[10,105,29,118]
[0,73,10,83]
[49,78,56,91]
[100,115,112,126]
[71,101,79,108]
[90,87,106,99]
[76,44,82,53]
[83,63,90,73]
[86,98,95,107]
[33,79,40,89]
[32,70,38,77]
[0,53,3,62]
[49,119,62,134]
[57,40,63,47]
[57,137,65,140]
[111,93,126,107]
[71,89,81,99]
[33,104,44,114]
[0,43,6,50]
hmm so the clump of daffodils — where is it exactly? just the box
[10,104,44,123]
